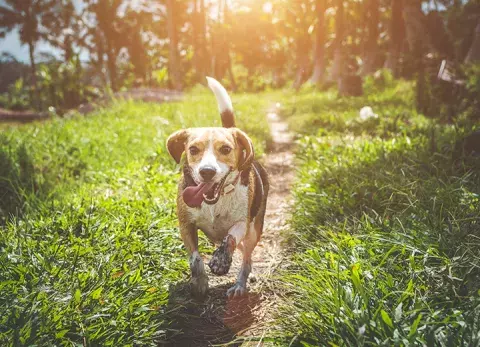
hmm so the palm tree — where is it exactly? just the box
[0,0,53,109]
[42,0,85,62]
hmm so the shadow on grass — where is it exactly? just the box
[0,142,40,223]
[163,281,262,346]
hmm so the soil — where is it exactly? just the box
[164,104,295,346]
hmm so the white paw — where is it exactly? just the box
[226,283,248,298]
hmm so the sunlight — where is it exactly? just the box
[1,0,479,345]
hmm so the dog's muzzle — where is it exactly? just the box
[183,168,233,208]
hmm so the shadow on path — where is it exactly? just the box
[164,282,262,346]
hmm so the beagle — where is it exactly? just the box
[166,77,269,298]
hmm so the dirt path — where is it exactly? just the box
[165,104,294,346]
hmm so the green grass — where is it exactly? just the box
[274,79,480,346]
[3,80,479,346]
[284,75,425,138]
[0,90,270,346]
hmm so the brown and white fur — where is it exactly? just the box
[166,77,269,298]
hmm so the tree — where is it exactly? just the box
[361,0,380,75]
[84,0,124,91]
[42,0,84,62]
[118,7,156,84]
[291,1,313,90]
[0,0,53,109]
[166,0,183,90]
[192,0,209,83]
[310,0,327,85]
[384,0,405,75]
[330,0,345,81]
[403,0,428,113]
[465,20,480,63]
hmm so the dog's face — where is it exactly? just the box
[166,127,254,184]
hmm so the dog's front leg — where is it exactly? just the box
[208,221,247,276]
[227,222,256,298]
[181,223,208,298]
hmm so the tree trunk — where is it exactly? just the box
[403,0,428,113]
[330,0,345,81]
[193,0,208,83]
[310,0,327,85]
[166,0,182,90]
[384,0,405,76]
[293,46,310,90]
[465,21,480,63]
[361,0,380,75]
[105,40,117,91]
[293,3,311,90]
[223,0,236,90]
[27,39,40,110]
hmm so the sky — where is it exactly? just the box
[1,30,60,62]
[0,0,151,62]
[0,0,84,62]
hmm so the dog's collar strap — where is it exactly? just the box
[223,173,241,195]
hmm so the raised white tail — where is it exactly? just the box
[206,76,235,128]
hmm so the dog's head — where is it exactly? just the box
[166,127,254,206]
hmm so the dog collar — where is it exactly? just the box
[223,173,241,195]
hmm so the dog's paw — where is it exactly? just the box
[190,273,209,299]
[227,283,248,298]
[189,251,208,299]
[208,235,235,276]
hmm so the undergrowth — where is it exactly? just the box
[0,90,270,346]
[276,79,480,346]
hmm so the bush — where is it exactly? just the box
[0,79,30,111]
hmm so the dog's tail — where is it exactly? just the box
[206,76,235,128]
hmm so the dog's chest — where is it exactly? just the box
[188,185,249,242]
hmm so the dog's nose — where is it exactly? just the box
[199,167,216,181]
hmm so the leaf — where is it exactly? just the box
[55,329,69,339]
[74,288,81,304]
[408,313,423,338]
[381,309,393,328]
[91,287,103,300]
[395,302,403,321]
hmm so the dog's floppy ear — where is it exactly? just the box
[166,129,189,164]
[232,128,254,171]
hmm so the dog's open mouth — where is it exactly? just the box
[182,174,229,208]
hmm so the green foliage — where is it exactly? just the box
[0,79,30,110]
[463,63,480,116]
[281,79,419,137]
[36,57,95,113]
[363,69,396,94]
[275,81,480,345]
[0,91,270,345]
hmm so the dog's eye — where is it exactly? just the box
[189,146,200,155]
[219,146,232,155]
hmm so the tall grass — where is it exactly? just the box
[0,91,270,346]
[276,80,480,346]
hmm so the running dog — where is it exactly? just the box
[166,77,269,298]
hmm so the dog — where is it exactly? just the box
[166,77,269,298]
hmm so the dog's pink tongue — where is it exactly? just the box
[182,182,215,208]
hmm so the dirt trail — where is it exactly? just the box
[165,104,294,346]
